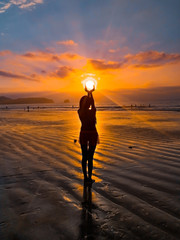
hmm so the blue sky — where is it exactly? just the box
[1,0,180,53]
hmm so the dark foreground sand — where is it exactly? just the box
[0,110,180,240]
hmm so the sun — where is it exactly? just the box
[81,74,98,91]
[85,79,95,91]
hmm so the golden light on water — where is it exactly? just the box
[81,73,98,91]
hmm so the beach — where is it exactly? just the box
[0,109,180,240]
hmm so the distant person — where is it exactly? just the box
[78,85,98,184]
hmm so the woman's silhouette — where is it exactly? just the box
[78,85,98,183]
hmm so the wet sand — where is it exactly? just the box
[0,110,180,240]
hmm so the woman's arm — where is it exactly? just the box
[85,85,95,108]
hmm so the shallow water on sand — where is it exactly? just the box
[0,110,180,240]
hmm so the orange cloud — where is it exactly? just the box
[126,51,180,68]
[108,48,120,53]
[89,59,123,70]
[1,48,180,93]
[22,51,83,63]
[60,53,83,60]
[0,70,39,82]
[22,51,62,62]
[56,40,78,46]
[51,66,75,78]
[108,49,116,53]
[133,64,161,69]
[89,51,180,70]
[0,50,12,56]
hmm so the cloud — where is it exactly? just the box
[60,53,83,60]
[56,40,78,46]
[89,59,123,70]
[23,52,36,58]
[133,64,161,69]
[0,2,11,13]
[22,51,61,62]
[125,51,180,68]
[0,70,39,81]
[0,50,12,56]
[0,49,84,89]
[0,0,43,13]
[90,51,180,70]
[108,49,117,53]
[1,47,180,92]
[51,66,74,78]
[22,51,83,62]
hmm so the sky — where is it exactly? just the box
[0,0,180,95]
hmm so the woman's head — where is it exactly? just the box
[79,96,91,110]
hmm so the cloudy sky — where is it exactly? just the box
[0,0,180,94]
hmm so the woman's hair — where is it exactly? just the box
[79,96,92,110]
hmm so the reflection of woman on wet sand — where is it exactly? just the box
[78,86,98,184]
[79,185,97,239]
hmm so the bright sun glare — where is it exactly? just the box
[81,74,98,91]
[85,80,95,91]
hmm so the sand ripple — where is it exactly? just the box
[0,110,180,240]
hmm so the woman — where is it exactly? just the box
[78,86,98,183]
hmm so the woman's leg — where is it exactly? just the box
[81,144,88,180]
[88,145,96,180]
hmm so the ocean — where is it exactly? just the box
[0,102,180,112]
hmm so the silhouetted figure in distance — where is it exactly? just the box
[78,85,98,184]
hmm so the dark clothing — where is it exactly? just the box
[78,107,98,146]
[78,108,97,131]
[79,130,98,146]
